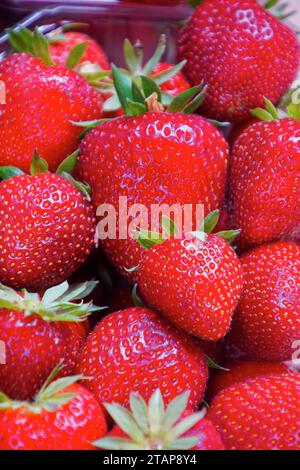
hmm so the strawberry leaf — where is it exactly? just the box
[142,34,166,76]
[151,61,186,86]
[111,64,133,115]
[199,209,220,234]
[141,76,162,102]
[123,38,143,75]
[30,151,49,175]
[205,354,230,371]
[126,99,147,117]
[132,284,145,308]
[56,150,79,175]
[32,28,54,66]
[168,84,205,113]
[60,171,91,200]
[0,166,24,181]
[65,42,88,69]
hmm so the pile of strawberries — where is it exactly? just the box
[0,0,299,451]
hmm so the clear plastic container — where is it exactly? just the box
[0,2,192,65]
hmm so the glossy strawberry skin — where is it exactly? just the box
[177,0,299,122]
[207,373,300,450]
[76,113,228,277]
[49,32,110,70]
[229,242,300,362]
[229,118,300,248]
[138,234,243,341]
[151,62,191,97]
[207,360,292,402]
[0,173,96,291]
[0,309,88,401]
[76,307,208,410]
[0,54,103,172]
[0,384,107,450]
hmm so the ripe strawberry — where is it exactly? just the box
[76,71,228,278]
[0,29,103,172]
[207,359,292,402]
[76,307,208,410]
[0,367,107,450]
[94,389,224,450]
[228,241,300,362]
[177,0,299,122]
[137,211,243,341]
[229,101,300,248]
[48,31,110,70]
[0,280,101,400]
[207,373,300,450]
[0,154,96,291]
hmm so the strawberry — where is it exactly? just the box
[0,154,96,291]
[0,366,107,450]
[177,0,299,122]
[228,241,300,362]
[76,307,208,410]
[48,31,110,70]
[100,35,191,116]
[76,70,228,278]
[137,211,243,341]
[207,359,292,402]
[229,99,300,248]
[0,29,103,172]
[94,389,224,450]
[207,373,300,450]
[0,280,101,400]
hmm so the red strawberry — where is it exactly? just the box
[0,155,96,291]
[137,211,243,341]
[76,307,208,410]
[228,241,300,362]
[177,0,299,122]
[207,373,300,450]
[48,31,110,70]
[94,389,224,450]
[207,359,293,402]
[0,280,101,400]
[0,30,103,172]
[0,368,107,450]
[76,73,228,278]
[151,62,190,97]
[229,103,300,248]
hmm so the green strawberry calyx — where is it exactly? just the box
[0,151,91,201]
[93,35,191,114]
[136,210,240,250]
[0,362,86,413]
[111,62,207,117]
[251,95,300,122]
[93,389,206,450]
[0,280,104,322]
